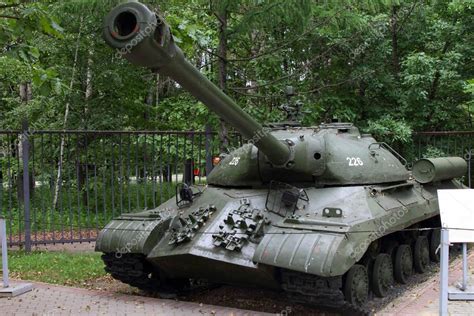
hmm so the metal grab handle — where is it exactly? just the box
[369,142,408,166]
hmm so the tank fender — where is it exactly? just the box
[95,212,171,255]
[253,228,359,277]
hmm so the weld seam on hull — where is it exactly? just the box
[304,235,321,272]
[274,234,290,264]
[322,235,337,275]
[289,234,305,267]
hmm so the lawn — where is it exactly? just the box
[5,251,107,287]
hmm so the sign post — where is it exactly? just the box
[1,218,9,288]
[0,217,33,297]
[438,189,474,316]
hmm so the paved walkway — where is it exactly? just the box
[379,250,474,315]
[0,281,270,316]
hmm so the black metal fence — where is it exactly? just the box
[0,127,472,250]
[0,125,242,250]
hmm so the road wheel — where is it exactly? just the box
[344,264,369,306]
[394,244,413,284]
[414,236,430,273]
[372,253,394,297]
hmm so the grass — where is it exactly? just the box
[5,251,107,287]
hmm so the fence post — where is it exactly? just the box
[21,120,31,252]
[205,125,213,177]
[184,158,193,185]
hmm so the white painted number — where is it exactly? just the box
[346,157,364,166]
[229,157,240,166]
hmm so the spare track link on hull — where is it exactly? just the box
[101,252,162,292]
[281,270,370,316]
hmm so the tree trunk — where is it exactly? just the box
[83,49,93,129]
[53,16,83,210]
[390,6,400,78]
[216,5,229,152]
[144,75,154,121]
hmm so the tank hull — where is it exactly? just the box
[96,179,463,289]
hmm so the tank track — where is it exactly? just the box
[101,253,163,292]
[101,252,210,296]
[281,270,370,316]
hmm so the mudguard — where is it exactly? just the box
[253,228,356,277]
[95,210,171,255]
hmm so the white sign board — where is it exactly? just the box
[438,189,474,243]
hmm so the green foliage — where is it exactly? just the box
[366,115,412,144]
[0,0,473,133]
[422,145,447,158]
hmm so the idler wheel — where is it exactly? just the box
[372,253,394,297]
[429,229,441,262]
[343,264,369,306]
[394,244,413,284]
[414,235,430,273]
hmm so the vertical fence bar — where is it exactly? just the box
[31,134,36,244]
[174,133,178,184]
[166,133,171,197]
[21,121,31,252]
[48,133,55,244]
[127,134,131,212]
[66,134,74,240]
[159,134,164,203]
[119,134,124,215]
[135,135,140,210]
[151,134,156,208]
[101,138,107,223]
[143,134,147,209]
[205,125,213,176]
[198,132,202,183]
[84,134,91,240]
[191,132,195,184]
[110,135,115,218]
[40,134,46,243]
[93,136,99,230]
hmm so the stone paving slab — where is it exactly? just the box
[379,250,474,316]
[0,281,271,316]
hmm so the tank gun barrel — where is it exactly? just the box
[103,1,291,166]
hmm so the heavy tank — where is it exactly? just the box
[96,1,467,312]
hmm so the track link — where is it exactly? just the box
[281,270,370,315]
[101,252,163,292]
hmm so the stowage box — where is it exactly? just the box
[412,157,467,184]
